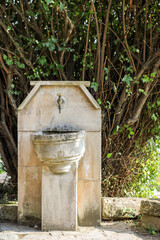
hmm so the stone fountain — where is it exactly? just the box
[31,130,86,230]
[18,81,101,231]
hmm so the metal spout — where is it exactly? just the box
[57,94,65,113]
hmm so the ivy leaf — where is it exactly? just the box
[122,74,133,86]
[141,75,150,83]
[91,82,98,92]
[38,56,47,66]
[126,66,133,73]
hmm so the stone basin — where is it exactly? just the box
[31,130,86,174]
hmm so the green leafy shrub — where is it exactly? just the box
[127,137,160,197]
[0,157,6,174]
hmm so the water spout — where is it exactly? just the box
[57,93,65,113]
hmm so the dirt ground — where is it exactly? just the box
[129,219,160,240]
[0,220,160,240]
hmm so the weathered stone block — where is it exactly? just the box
[0,204,17,222]
[102,197,144,220]
[140,199,160,216]
[140,199,160,230]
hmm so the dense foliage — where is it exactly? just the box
[0,0,159,195]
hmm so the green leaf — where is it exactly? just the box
[126,66,133,73]
[107,153,112,158]
[157,99,160,106]
[122,74,133,86]
[141,75,150,83]
[112,125,120,134]
[3,54,7,60]
[138,89,147,95]
[104,67,109,74]
[73,38,79,45]
[151,113,157,121]
[151,72,157,78]
[19,63,25,69]
[38,56,47,66]
[97,98,102,105]
[105,101,111,109]
[91,82,98,92]
[6,59,13,65]
[59,2,65,10]
[46,0,54,4]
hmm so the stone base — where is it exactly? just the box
[140,199,160,216]
[42,164,78,231]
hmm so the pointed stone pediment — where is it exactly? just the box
[18,81,100,111]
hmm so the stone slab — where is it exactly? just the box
[78,179,101,226]
[102,197,145,220]
[18,166,41,226]
[18,132,41,167]
[30,80,91,87]
[42,164,78,231]
[78,132,101,180]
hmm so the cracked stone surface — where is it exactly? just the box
[0,222,159,240]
